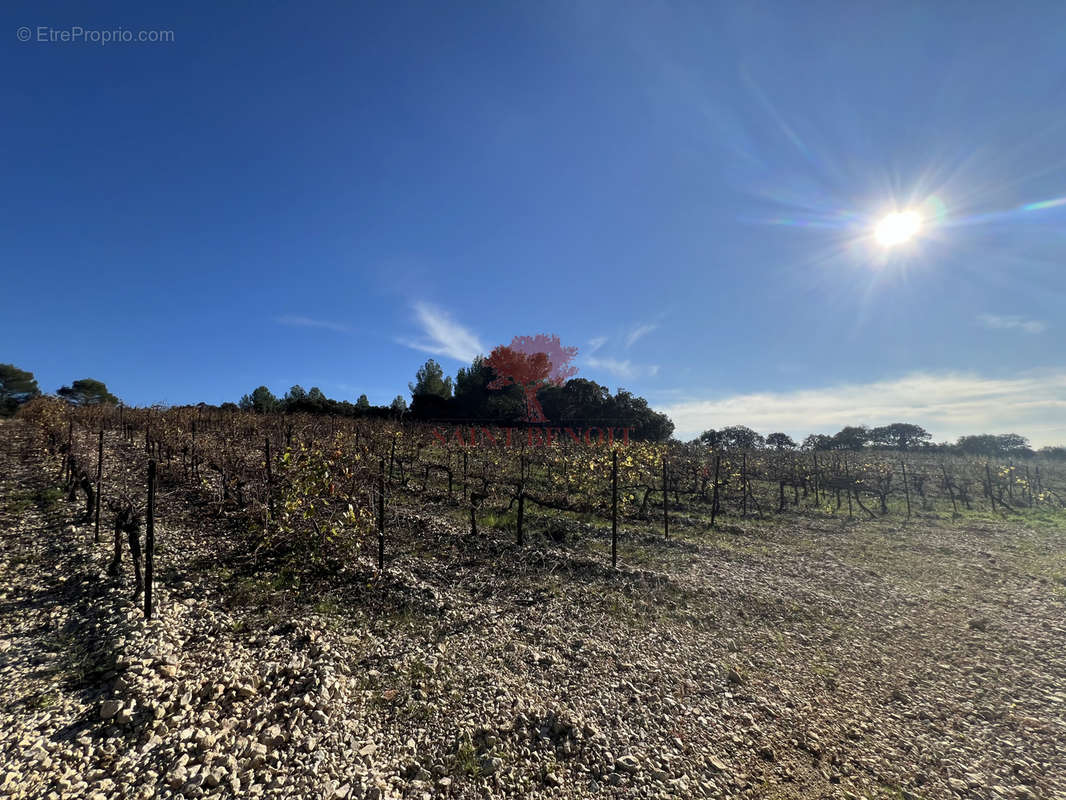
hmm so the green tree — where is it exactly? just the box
[453,356,501,417]
[390,395,408,414]
[537,378,608,424]
[802,434,833,451]
[766,432,797,450]
[57,378,118,406]
[718,425,765,450]
[306,387,327,411]
[239,386,278,413]
[698,429,720,447]
[356,394,371,411]
[956,433,1031,457]
[0,364,41,416]
[449,355,523,421]
[869,423,931,451]
[455,357,486,396]
[956,434,997,456]
[409,359,453,399]
[995,433,1031,455]
[608,388,674,442]
[406,362,674,439]
[830,425,869,450]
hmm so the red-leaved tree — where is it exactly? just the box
[485,334,579,423]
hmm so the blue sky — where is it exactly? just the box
[4,2,1065,444]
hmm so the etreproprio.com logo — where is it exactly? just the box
[17,26,175,44]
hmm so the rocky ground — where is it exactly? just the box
[1,420,1065,800]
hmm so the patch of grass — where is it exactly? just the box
[455,737,481,778]
[526,572,565,600]
[3,489,35,515]
[3,485,66,515]
[369,603,431,638]
[44,631,107,687]
[34,486,65,512]
[313,595,343,617]
[268,566,302,592]
[231,576,268,606]
[480,509,517,530]
[230,566,302,608]
[599,593,656,628]
[23,690,60,710]
[575,510,609,526]
[399,697,432,722]
[232,576,280,608]
[407,657,434,683]
[1021,507,1066,530]
[622,545,657,566]
[809,661,838,679]
[1049,573,1066,600]
[874,786,932,800]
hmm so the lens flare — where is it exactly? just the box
[874,211,922,246]
[1021,196,1066,212]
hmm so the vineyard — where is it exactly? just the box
[21,398,1066,593]
[2,398,1066,800]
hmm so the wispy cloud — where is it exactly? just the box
[277,314,350,333]
[625,323,657,348]
[584,328,658,379]
[397,302,484,362]
[585,356,659,380]
[658,370,1066,447]
[585,356,636,379]
[978,313,1048,334]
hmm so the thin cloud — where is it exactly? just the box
[625,323,657,348]
[978,314,1047,334]
[659,370,1066,447]
[397,302,484,363]
[586,356,636,379]
[277,314,350,333]
[587,336,608,354]
[585,356,659,380]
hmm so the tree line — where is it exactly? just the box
[0,365,118,415]
[237,384,408,418]
[3,361,1063,457]
[694,423,1065,459]
[405,357,675,441]
[224,358,674,441]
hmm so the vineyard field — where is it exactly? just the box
[1,402,1065,799]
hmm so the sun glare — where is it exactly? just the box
[874,210,922,247]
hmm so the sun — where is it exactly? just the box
[874,210,922,247]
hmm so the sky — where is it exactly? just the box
[4,1,1065,445]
